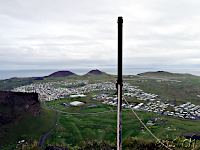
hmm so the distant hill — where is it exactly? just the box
[80,69,116,81]
[88,69,103,75]
[45,71,75,78]
[137,71,192,77]
[2,69,198,91]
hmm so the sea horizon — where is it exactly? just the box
[0,68,200,80]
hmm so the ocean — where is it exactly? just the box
[0,70,57,80]
[0,68,200,80]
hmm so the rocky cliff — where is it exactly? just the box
[0,91,40,126]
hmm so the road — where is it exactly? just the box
[39,108,60,149]
[39,101,119,149]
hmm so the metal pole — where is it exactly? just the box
[117,16,123,150]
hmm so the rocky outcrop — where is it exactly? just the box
[0,91,40,126]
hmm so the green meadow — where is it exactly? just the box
[44,110,200,147]
[45,91,117,114]
[46,98,71,105]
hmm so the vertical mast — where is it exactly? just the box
[117,16,123,150]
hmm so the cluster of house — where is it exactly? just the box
[101,94,200,120]
[93,85,200,120]
[94,84,158,105]
[12,80,89,101]
[143,101,200,119]
[12,80,130,101]
[11,80,200,120]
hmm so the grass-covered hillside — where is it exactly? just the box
[44,110,200,149]
[126,71,200,105]
[0,102,56,149]
[137,71,194,78]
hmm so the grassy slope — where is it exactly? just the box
[45,110,200,147]
[138,71,192,77]
[127,72,200,105]
[0,77,36,91]
[0,103,57,147]
[41,74,80,83]
[79,72,116,83]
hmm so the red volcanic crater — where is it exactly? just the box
[47,71,75,77]
[88,69,102,75]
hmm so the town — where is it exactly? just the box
[12,80,200,120]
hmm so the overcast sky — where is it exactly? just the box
[1,0,200,74]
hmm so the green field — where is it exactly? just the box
[46,98,71,105]
[51,104,67,110]
[44,110,200,148]
[48,100,114,113]
[81,107,110,113]
[46,92,117,114]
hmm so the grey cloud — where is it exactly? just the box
[0,0,200,71]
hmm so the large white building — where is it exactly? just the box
[70,101,85,106]
[69,94,86,98]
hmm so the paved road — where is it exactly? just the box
[39,109,60,149]
[59,109,117,115]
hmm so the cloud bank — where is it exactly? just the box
[0,0,200,73]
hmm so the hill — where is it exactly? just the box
[0,91,56,147]
[80,69,116,81]
[1,70,199,91]
[137,71,195,78]
[0,77,38,91]
[0,91,41,146]
[0,71,78,90]
[88,69,103,75]
[45,71,75,78]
